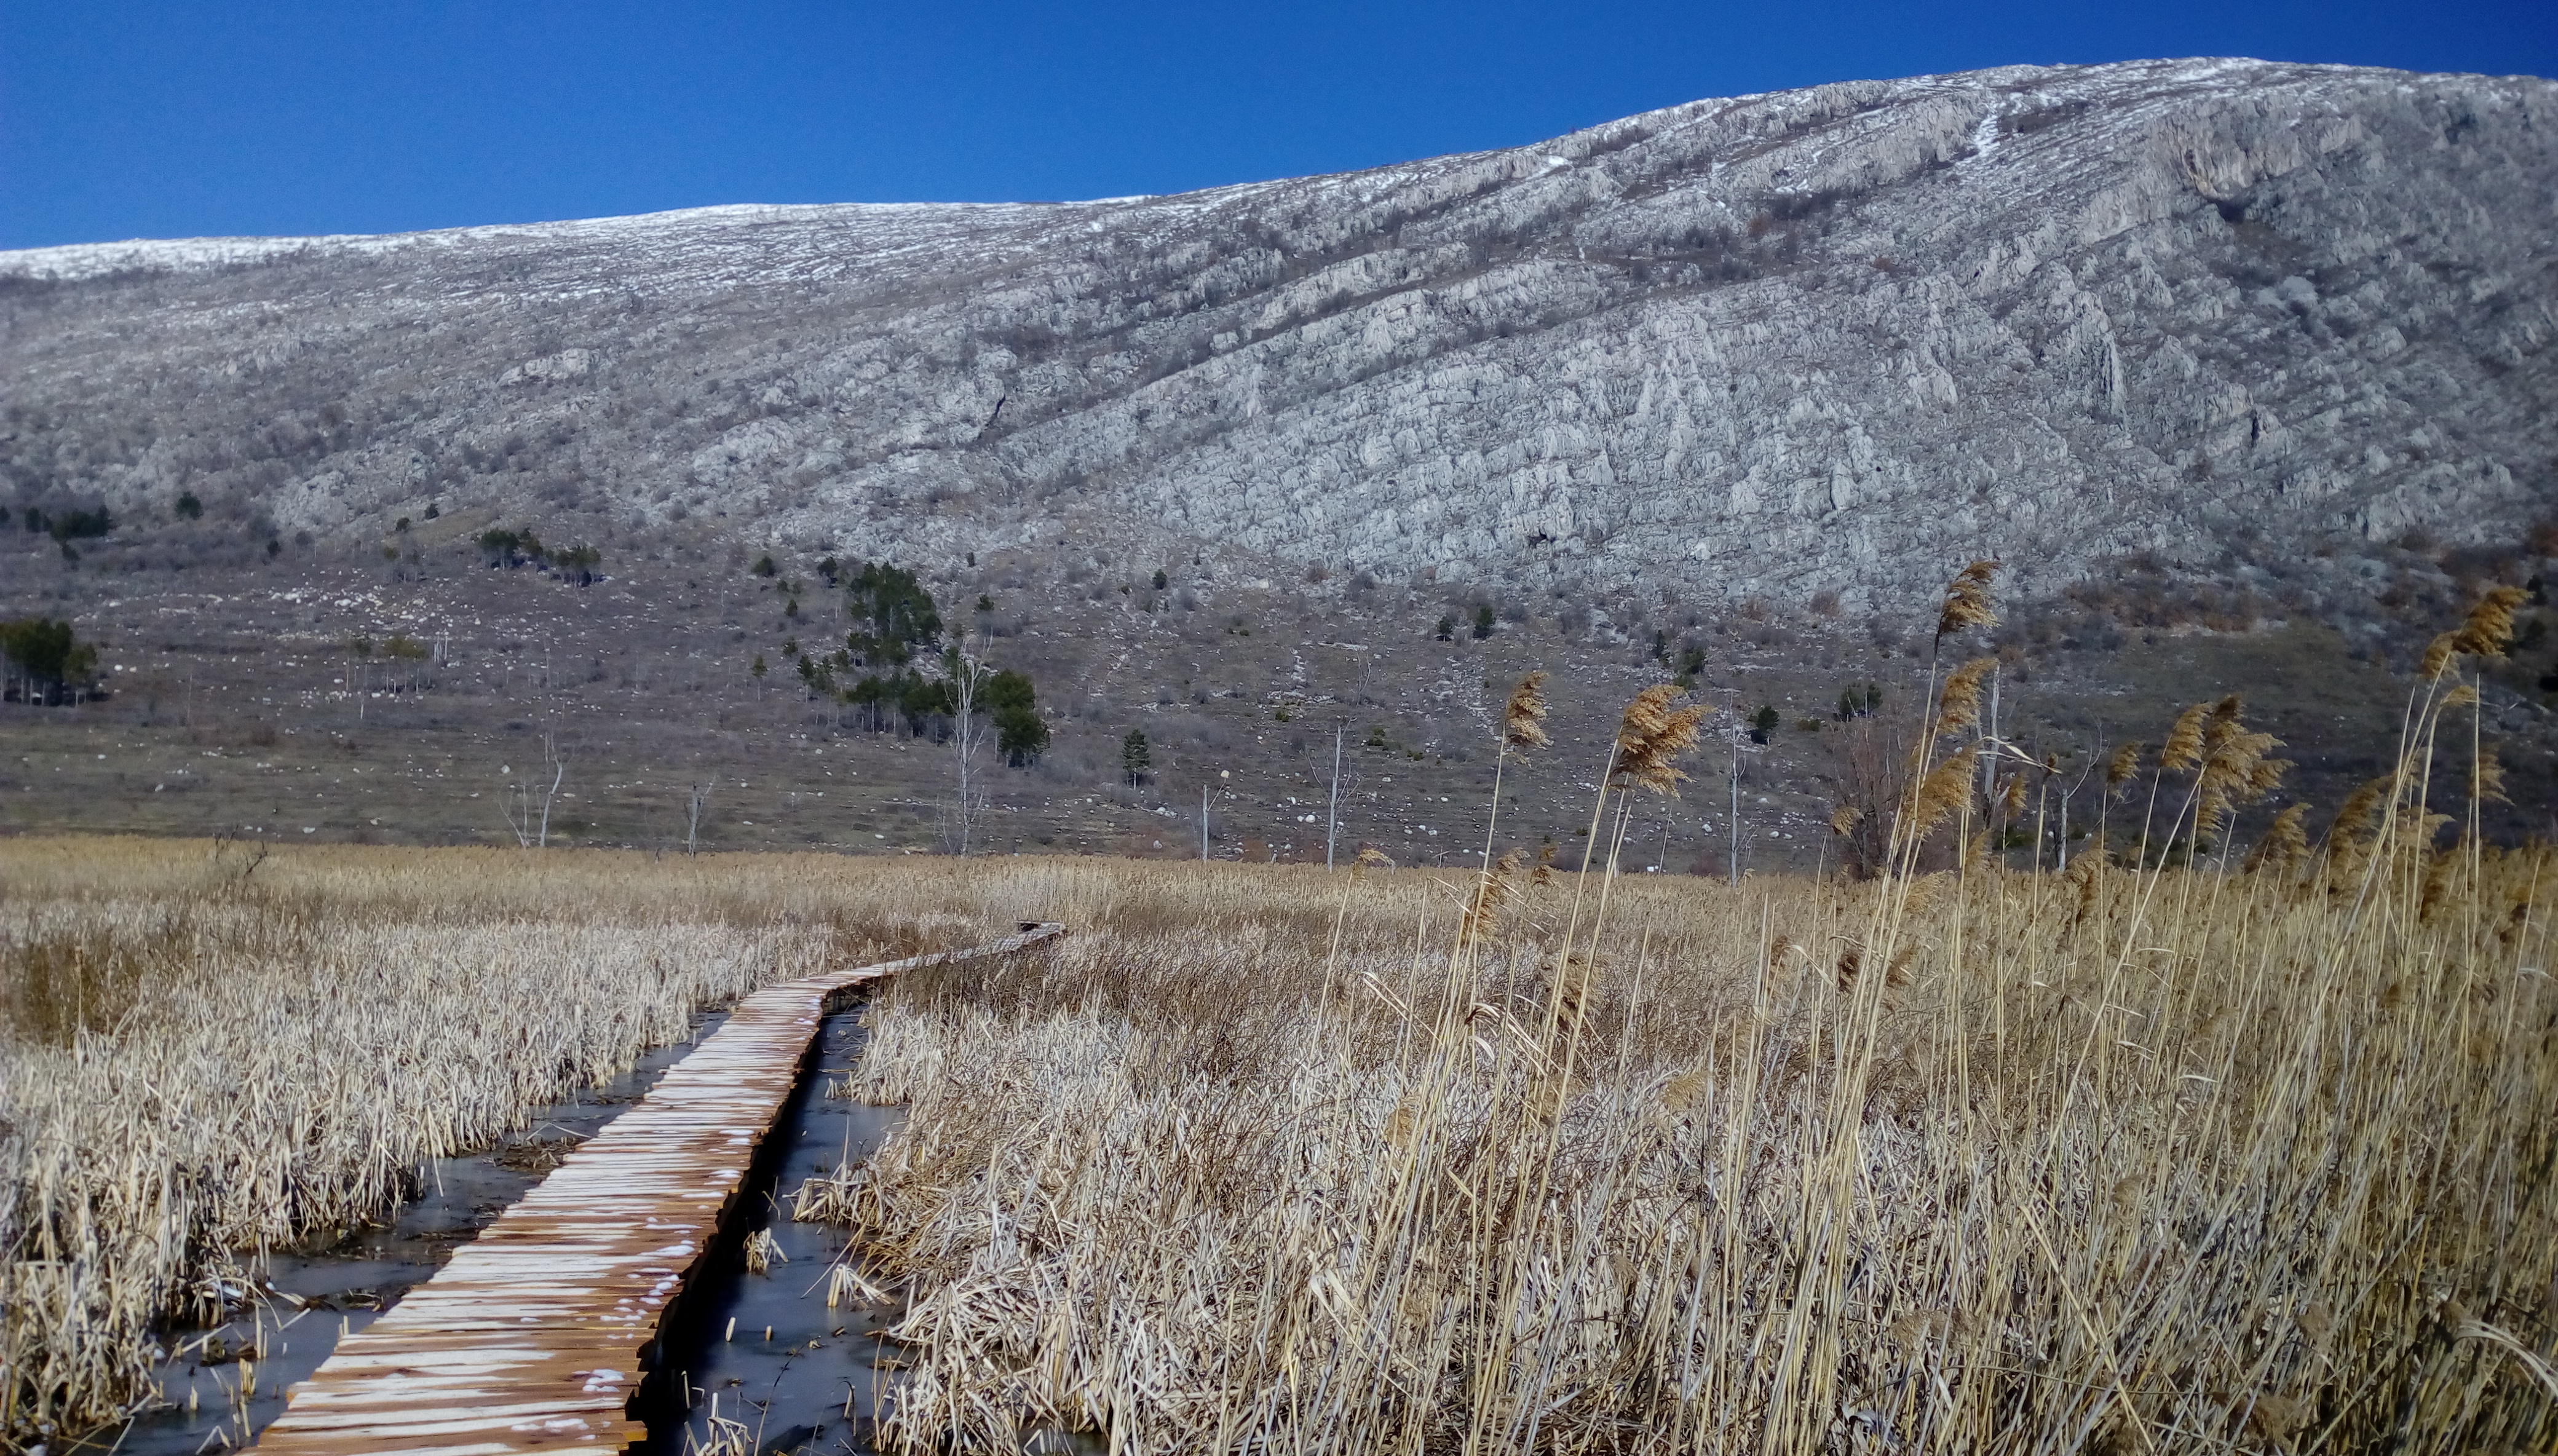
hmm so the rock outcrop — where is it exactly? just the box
[4,57,2553,609]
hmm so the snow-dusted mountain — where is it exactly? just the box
[5,57,2553,611]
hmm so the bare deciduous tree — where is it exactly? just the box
[944,637,991,855]
[502,727,566,849]
[1326,724,1344,869]
[686,778,714,855]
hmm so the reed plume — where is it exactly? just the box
[1931,657,1997,738]
[2158,701,2211,774]
[2241,802,2312,876]
[1905,745,1978,842]
[2420,585,2529,679]
[1460,850,1523,943]
[2189,696,2288,847]
[2105,742,2145,792]
[1935,559,2001,639]
[2474,744,2509,805]
[1998,768,2028,817]
[2324,775,2393,850]
[1611,684,1707,797]
[1502,671,1552,750]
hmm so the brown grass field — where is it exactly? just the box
[4,578,2556,1454]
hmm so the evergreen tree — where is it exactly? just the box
[987,668,1049,766]
[845,561,943,666]
[1,617,100,705]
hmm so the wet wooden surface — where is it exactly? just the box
[251,922,1064,1454]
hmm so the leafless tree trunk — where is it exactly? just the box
[1326,724,1344,869]
[946,637,991,855]
[502,728,567,849]
[536,729,563,848]
[686,778,713,855]
[1727,705,1743,887]
[502,770,534,848]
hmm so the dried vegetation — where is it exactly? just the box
[790,576,2558,1454]
[0,843,1004,1447]
[3,572,2552,1455]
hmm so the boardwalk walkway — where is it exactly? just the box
[252,922,1066,1454]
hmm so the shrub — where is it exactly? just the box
[47,507,112,543]
[175,493,204,521]
[479,529,541,568]
[553,544,603,586]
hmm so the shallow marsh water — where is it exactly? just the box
[53,1001,967,1456]
[646,1007,1104,1456]
[651,1010,906,1456]
[55,1010,732,1456]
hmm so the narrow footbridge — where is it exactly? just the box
[251,921,1066,1454]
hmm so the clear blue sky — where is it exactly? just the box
[3,0,2551,250]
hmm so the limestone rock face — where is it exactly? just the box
[5,58,2552,608]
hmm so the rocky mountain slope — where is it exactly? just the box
[4,57,2554,615]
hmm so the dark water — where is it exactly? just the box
[645,1010,909,1456]
[56,1010,732,1456]
[638,1007,1104,1456]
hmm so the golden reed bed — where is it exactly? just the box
[791,577,2557,1454]
[6,571,2554,1454]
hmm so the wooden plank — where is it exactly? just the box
[252,922,1064,1454]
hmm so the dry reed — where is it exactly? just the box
[7,571,2552,1454]
[0,840,1063,1448]
[782,583,2558,1455]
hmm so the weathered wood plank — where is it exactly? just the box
[252,922,1064,1454]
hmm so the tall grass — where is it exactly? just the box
[793,581,2557,1454]
[0,841,1048,1449]
[7,566,2550,1453]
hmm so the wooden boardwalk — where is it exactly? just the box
[252,922,1065,1455]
